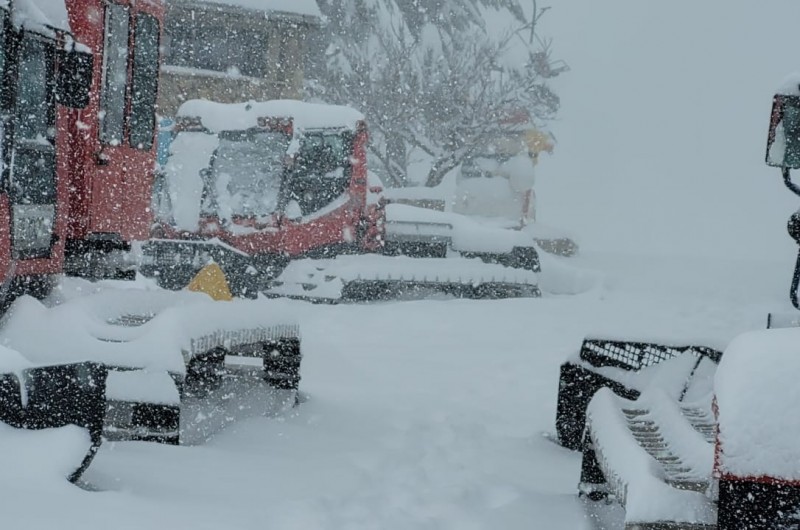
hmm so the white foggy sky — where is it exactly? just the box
[533,1,800,262]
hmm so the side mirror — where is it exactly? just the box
[56,48,93,109]
[767,93,800,169]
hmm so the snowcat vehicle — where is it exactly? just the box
[553,81,800,529]
[142,99,541,302]
[60,0,164,282]
[0,0,163,307]
[0,289,302,446]
[383,110,578,257]
[0,0,119,484]
[0,0,304,485]
[0,0,93,307]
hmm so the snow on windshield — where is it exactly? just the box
[211,131,291,221]
[165,126,354,228]
[163,132,220,231]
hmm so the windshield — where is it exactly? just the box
[211,130,290,219]
[287,132,352,216]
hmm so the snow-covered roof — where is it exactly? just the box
[177,99,365,133]
[11,0,70,37]
[715,327,800,481]
[175,0,322,20]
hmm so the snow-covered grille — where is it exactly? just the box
[580,339,722,372]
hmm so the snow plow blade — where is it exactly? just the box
[0,362,107,483]
[555,338,722,450]
[265,254,540,302]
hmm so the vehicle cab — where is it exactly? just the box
[0,0,92,300]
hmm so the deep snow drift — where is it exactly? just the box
[0,250,787,529]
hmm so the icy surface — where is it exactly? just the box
[178,99,365,133]
[715,326,800,481]
[164,132,219,231]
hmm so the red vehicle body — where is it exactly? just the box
[0,0,162,305]
[178,121,378,256]
[145,99,542,299]
[63,0,163,278]
[145,100,384,294]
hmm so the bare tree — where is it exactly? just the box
[311,1,566,187]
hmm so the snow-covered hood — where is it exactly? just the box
[177,99,365,134]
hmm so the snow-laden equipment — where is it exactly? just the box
[558,340,726,529]
[580,386,717,529]
[0,0,165,309]
[556,338,722,451]
[451,122,579,257]
[767,84,800,317]
[697,82,800,529]
[562,81,800,528]
[714,327,800,529]
[0,289,302,446]
[141,99,541,302]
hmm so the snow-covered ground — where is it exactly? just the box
[0,250,788,529]
[7,2,800,527]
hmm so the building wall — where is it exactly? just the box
[157,2,315,116]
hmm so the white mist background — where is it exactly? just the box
[533,1,800,262]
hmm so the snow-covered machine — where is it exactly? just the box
[553,81,800,529]
[0,0,119,485]
[0,289,302,446]
[142,99,541,302]
[385,114,578,258]
[0,0,163,304]
[0,0,92,306]
[0,0,305,485]
[452,112,577,257]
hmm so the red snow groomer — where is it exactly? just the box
[0,0,163,483]
[62,0,163,281]
[0,0,163,305]
[554,81,800,529]
[143,99,541,302]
